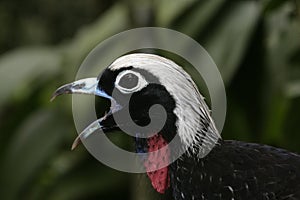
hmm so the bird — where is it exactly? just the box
[52,53,300,200]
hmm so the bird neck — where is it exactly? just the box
[185,117,221,158]
[170,86,221,158]
[168,139,224,200]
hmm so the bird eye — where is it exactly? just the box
[118,72,139,89]
[115,70,148,93]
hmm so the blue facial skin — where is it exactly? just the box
[95,88,112,99]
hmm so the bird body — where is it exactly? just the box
[170,140,300,200]
[52,53,300,200]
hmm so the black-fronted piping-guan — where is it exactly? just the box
[52,53,300,200]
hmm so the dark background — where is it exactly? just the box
[0,0,299,199]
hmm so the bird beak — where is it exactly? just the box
[51,77,122,150]
[50,77,111,101]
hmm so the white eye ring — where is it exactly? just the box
[115,70,148,94]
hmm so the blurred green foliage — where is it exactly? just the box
[0,0,299,200]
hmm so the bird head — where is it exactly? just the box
[52,53,220,193]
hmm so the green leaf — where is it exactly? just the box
[63,3,130,79]
[0,47,61,109]
[1,109,67,200]
[176,0,226,37]
[287,81,300,98]
[46,167,127,200]
[204,1,261,84]
[155,0,195,26]
[261,2,297,143]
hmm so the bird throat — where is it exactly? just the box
[143,134,170,194]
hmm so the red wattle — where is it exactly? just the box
[144,134,170,194]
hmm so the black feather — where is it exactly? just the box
[169,139,300,200]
